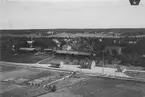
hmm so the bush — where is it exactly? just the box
[51,85,56,92]
[108,60,112,64]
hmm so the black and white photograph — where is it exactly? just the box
[0,0,145,97]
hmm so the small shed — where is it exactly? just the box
[49,60,62,68]
[78,52,91,56]
[62,45,72,51]
[105,46,122,55]
[44,48,53,52]
[19,47,36,53]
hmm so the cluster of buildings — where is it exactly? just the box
[3,30,144,62]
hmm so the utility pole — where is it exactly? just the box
[102,50,105,75]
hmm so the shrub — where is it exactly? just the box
[51,85,56,92]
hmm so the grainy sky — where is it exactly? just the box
[0,0,145,29]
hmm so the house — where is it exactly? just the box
[19,47,36,53]
[27,40,34,48]
[105,46,122,55]
[55,50,91,56]
[62,45,72,51]
[49,60,62,68]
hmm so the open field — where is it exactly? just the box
[0,64,70,97]
[39,55,87,65]
[39,56,70,64]
[0,65,18,72]
[1,62,145,97]
[68,77,145,97]
[39,76,145,97]
[0,65,40,81]
[1,53,52,63]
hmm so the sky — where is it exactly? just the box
[0,0,145,29]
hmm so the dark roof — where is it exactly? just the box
[19,48,36,51]
[44,48,53,51]
[50,60,61,64]
[78,52,91,56]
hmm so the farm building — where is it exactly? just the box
[104,46,123,55]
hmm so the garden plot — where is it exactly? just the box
[0,64,71,97]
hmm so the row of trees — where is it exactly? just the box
[0,37,13,60]
[0,37,57,60]
[1,35,145,67]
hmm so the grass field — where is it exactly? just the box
[39,56,69,64]
[0,65,18,72]
[0,66,40,81]
[0,64,69,97]
[1,63,145,97]
[0,53,52,63]
[68,77,145,97]
[39,55,86,65]
[38,76,145,97]
[0,65,41,94]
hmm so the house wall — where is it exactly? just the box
[105,46,122,55]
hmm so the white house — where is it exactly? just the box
[62,45,72,51]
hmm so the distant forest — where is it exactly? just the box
[0,28,145,67]
[0,28,145,35]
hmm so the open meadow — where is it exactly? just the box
[39,76,145,97]
[1,63,145,97]
[0,53,52,63]
[0,64,70,97]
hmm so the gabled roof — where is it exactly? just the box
[19,48,36,51]
[55,50,90,56]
